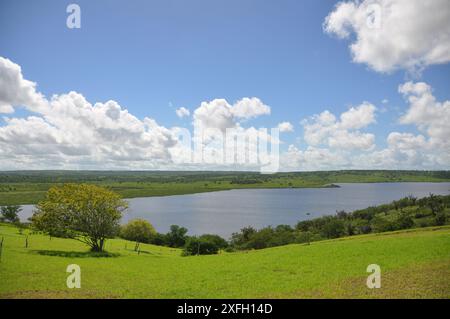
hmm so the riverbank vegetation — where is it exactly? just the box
[115,193,450,255]
[1,170,449,205]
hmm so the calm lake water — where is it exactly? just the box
[18,182,450,238]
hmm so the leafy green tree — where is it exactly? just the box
[295,231,313,244]
[120,219,157,244]
[371,214,396,233]
[32,184,127,252]
[230,226,256,248]
[321,218,346,239]
[151,233,168,246]
[0,205,21,223]
[198,234,228,249]
[183,236,220,256]
[395,212,414,229]
[165,225,188,248]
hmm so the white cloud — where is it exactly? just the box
[302,102,376,150]
[398,81,450,148]
[193,97,270,134]
[231,97,271,119]
[175,107,190,118]
[0,57,46,113]
[324,0,450,73]
[0,104,14,114]
[0,58,181,169]
[0,57,276,170]
[355,81,450,169]
[340,102,376,129]
[1,57,448,171]
[278,121,294,133]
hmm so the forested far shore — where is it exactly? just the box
[1,170,449,205]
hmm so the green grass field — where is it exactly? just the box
[1,170,450,205]
[1,223,449,299]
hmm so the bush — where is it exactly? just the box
[165,225,188,248]
[371,214,396,233]
[151,233,167,246]
[434,211,447,226]
[183,236,220,256]
[395,212,414,229]
[321,218,346,239]
[198,234,228,249]
[120,219,156,244]
[1,205,21,223]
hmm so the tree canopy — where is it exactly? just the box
[0,205,21,223]
[32,184,127,252]
[120,219,156,243]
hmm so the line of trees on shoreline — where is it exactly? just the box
[117,193,450,254]
[1,183,449,255]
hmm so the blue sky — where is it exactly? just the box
[0,0,449,170]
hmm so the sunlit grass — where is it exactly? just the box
[0,223,448,298]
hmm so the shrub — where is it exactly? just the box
[120,219,156,244]
[0,205,21,223]
[321,218,346,239]
[198,234,228,249]
[371,214,396,233]
[395,212,414,229]
[151,233,167,246]
[165,225,188,248]
[183,236,219,256]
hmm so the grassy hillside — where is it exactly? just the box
[0,223,448,298]
[1,170,449,205]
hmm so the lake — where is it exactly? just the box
[18,182,450,238]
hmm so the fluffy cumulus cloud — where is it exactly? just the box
[0,58,180,169]
[398,82,450,149]
[193,97,270,134]
[302,102,376,151]
[1,56,449,171]
[323,0,450,73]
[337,82,449,170]
[0,57,46,113]
[175,107,190,118]
[0,57,277,170]
[285,83,450,171]
[278,121,294,133]
[190,97,277,170]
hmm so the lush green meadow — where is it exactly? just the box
[1,170,449,205]
[1,223,448,298]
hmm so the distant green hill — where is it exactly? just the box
[1,170,449,205]
[0,223,448,298]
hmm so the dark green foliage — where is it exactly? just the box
[165,225,188,248]
[197,234,228,249]
[229,194,450,251]
[182,236,221,256]
[320,218,346,239]
[0,205,21,223]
